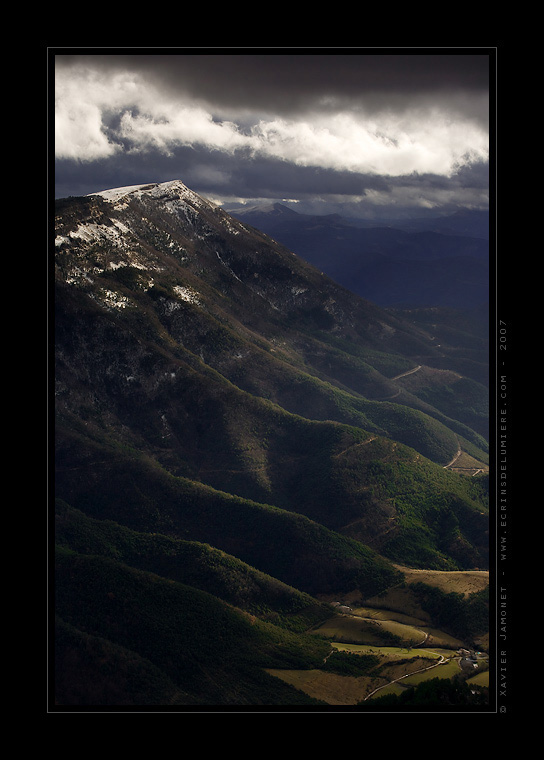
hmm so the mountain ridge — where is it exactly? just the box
[53,178,489,707]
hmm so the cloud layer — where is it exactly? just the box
[54,53,491,217]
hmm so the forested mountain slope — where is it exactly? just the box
[53,180,489,707]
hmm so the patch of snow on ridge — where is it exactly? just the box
[69,222,125,246]
[220,216,241,236]
[112,219,130,234]
[148,180,189,196]
[91,184,157,202]
[173,285,200,305]
[93,288,132,310]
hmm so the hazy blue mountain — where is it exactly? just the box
[227,203,489,311]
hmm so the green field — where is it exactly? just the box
[401,656,462,685]
[268,596,490,706]
[312,606,465,650]
[332,644,445,658]
[467,670,489,687]
[313,615,427,647]
[267,642,463,705]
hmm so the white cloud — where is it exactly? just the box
[117,106,247,156]
[55,64,488,178]
[55,70,120,161]
[249,110,488,177]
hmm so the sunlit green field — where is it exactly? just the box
[314,614,427,646]
[312,607,465,651]
[266,638,489,705]
[467,670,489,687]
[401,657,461,684]
[268,642,460,705]
[332,643,445,660]
[352,607,426,626]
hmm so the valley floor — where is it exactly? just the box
[267,566,491,707]
[267,605,489,706]
[267,647,486,705]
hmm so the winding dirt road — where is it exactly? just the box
[364,650,457,701]
[391,365,422,381]
[443,445,462,469]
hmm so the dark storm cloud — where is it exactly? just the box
[55,51,489,118]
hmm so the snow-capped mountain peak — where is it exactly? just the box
[90,179,215,212]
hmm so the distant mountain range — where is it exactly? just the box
[226,204,490,311]
[53,180,489,707]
